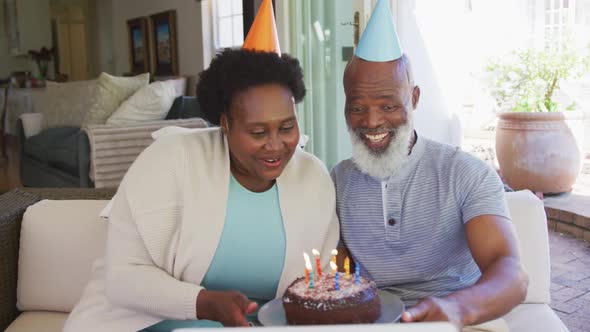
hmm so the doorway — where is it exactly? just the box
[285,0,372,169]
[50,1,93,81]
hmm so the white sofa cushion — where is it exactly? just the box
[19,113,44,138]
[504,190,551,304]
[82,72,150,126]
[5,311,68,332]
[504,304,569,332]
[17,200,109,312]
[40,79,98,129]
[106,78,185,125]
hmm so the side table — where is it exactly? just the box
[3,87,45,136]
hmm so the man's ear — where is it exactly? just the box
[412,85,421,109]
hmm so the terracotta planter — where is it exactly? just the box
[496,112,585,194]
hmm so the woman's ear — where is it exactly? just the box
[220,113,229,135]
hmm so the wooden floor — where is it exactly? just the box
[0,136,22,193]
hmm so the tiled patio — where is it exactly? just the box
[549,231,590,332]
[538,152,590,332]
[546,156,590,331]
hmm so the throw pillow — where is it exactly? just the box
[82,72,150,126]
[40,79,98,129]
[153,75,187,96]
[106,78,185,125]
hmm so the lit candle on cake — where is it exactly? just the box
[330,260,337,274]
[330,249,338,266]
[355,264,360,285]
[303,252,312,284]
[344,257,350,279]
[330,261,339,290]
[312,249,322,276]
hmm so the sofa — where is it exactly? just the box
[16,74,210,189]
[0,188,569,332]
[17,95,208,188]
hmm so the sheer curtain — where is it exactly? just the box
[287,0,353,170]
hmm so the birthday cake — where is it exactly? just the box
[282,273,381,325]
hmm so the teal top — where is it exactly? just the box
[141,175,286,331]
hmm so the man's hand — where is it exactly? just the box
[401,296,470,329]
[196,289,258,326]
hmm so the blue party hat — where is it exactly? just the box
[355,0,402,62]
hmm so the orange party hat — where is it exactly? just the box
[242,0,281,56]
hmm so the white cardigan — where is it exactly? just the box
[64,128,340,332]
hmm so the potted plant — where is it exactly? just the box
[486,46,590,194]
[28,47,54,82]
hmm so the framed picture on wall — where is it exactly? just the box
[126,17,150,74]
[149,10,178,76]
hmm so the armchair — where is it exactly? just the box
[0,188,116,332]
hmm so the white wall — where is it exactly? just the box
[110,0,205,76]
[0,3,29,78]
[396,0,536,146]
[396,0,463,146]
[200,0,213,69]
[95,0,114,74]
[0,0,52,78]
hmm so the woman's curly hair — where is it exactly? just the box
[196,49,306,125]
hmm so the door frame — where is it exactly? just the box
[276,0,398,54]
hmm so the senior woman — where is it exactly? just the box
[63,49,339,332]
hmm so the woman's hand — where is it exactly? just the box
[196,289,258,326]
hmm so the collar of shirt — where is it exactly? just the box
[387,131,426,183]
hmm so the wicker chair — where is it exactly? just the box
[0,188,115,331]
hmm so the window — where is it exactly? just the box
[544,0,574,51]
[214,0,244,49]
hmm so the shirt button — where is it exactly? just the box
[388,218,396,226]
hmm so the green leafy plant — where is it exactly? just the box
[28,46,54,80]
[486,46,590,112]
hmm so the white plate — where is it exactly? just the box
[257,290,404,326]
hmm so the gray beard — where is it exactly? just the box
[348,119,414,180]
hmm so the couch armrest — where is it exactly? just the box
[19,113,43,139]
[82,118,208,188]
[504,190,551,304]
[0,190,41,331]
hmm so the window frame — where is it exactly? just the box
[544,0,576,51]
[211,0,277,51]
[212,0,245,50]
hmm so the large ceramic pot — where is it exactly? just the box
[496,112,585,194]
